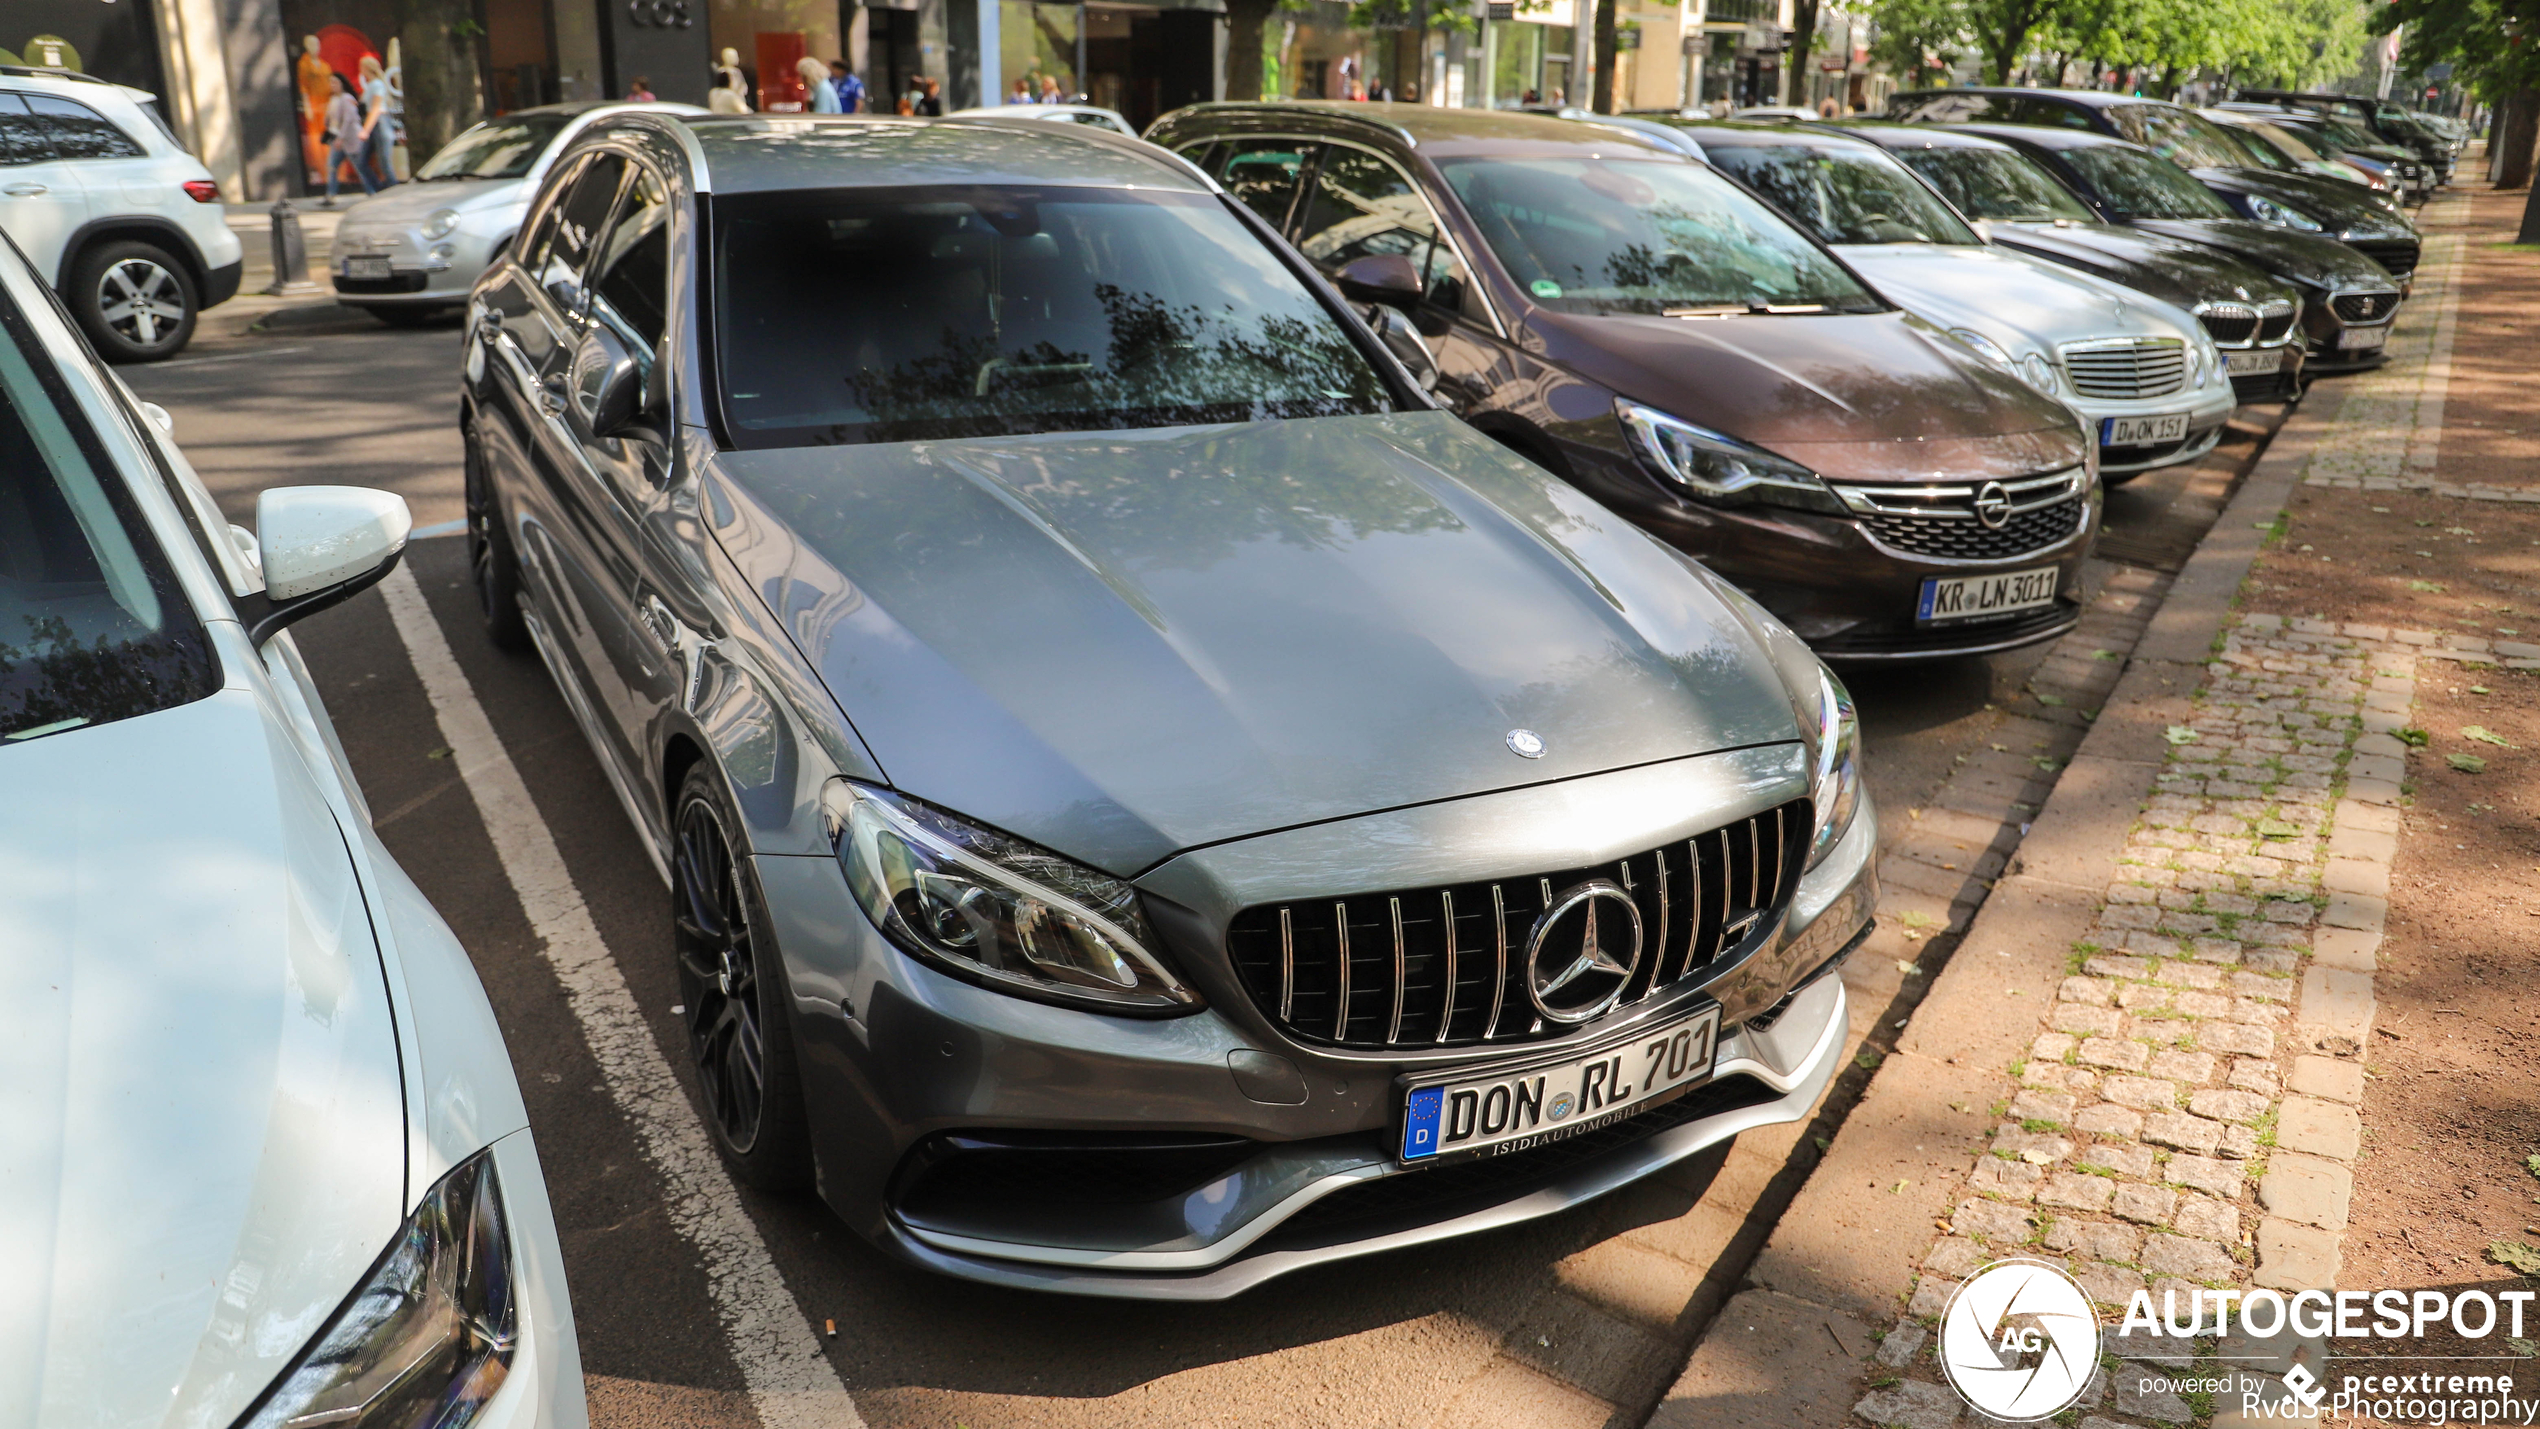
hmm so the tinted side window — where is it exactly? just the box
[1293,146,1476,323]
[515,154,586,275]
[589,166,670,357]
[2013,98,2098,131]
[26,95,145,160]
[0,94,53,164]
[1214,139,1310,230]
[537,153,628,310]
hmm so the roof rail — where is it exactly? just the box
[0,64,114,87]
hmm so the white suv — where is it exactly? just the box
[0,66,242,360]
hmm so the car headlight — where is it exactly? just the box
[242,1151,515,1429]
[826,781,1201,1013]
[1946,326,2014,369]
[2245,195,2324,232]
[1615,399,1843,513]
[422,208,461,240]
[2017,351,2061,395]
[1805,666,1861,872]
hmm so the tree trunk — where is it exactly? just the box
[1593,0,1617,113]
[1223,0,1279,101]
[2497,89,2540,190]
[1787,0,1819,108]
[392,0,483,162]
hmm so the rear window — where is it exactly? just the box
[2061,144,2234,221]
[1702,143,1979,246]
[1896,146,2096,224]
[712,184,1393,448]
[0,291,218,745]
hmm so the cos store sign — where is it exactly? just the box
[625,0,693,27]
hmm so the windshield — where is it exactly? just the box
[2201,121,2291,172]
[1893,146,2095,223]
[2105,104,2250,169]
[1702,143,1980,245]
[415,114,573,181]
[2232,119,2322,167]
[2315,116,2389,152]
[1437,156,1879,315]
[712,185,1392,448]
[0,295,218,745]
[2063,145,2233,221]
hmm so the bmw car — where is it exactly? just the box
[458,110,1878,1298]
[0,234,581,1425]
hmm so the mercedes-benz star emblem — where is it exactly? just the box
[1524,880,1644,1024]
[1506,728,1546,759]
[1972,481,2013,530]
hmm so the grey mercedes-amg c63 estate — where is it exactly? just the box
[458,109,1879,1298]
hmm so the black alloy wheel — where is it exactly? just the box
[671,766,813,1188]
[463,419,530,652]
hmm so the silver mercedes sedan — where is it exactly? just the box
[457,109,1878,1298]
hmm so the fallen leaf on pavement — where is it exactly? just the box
[2449,753,2488,774]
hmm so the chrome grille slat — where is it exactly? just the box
[1226,802,1809,1051]
[2060,336,2188,400]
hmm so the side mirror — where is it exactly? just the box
[1334,253,1425,312]
[569,323,647,438]
[1366,304,1440,394]
[246,485,411,645]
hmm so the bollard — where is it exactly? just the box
[263,198,323,296]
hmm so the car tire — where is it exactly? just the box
[464,416,532,652]
[672,762,815,1191]
[69,239,198,362]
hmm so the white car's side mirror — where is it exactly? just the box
[248,485,412,645]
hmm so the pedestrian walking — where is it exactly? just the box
[628,75,657,101]
[801,57,841,113]
[915,76,942,115]
[1038,75,1063,104]
[318,72,369,205]
[356,55,399,193]
[829,60,864,113]
[1009,77,1033,104]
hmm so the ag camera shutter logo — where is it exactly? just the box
[1939,1260,2103,1421]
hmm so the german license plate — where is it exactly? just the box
[2101,411,2189,446]
[2224,348,2280,377]
[1918,566,2059,624]
[344,255,392,280]
[1398,1005,1720,1164]
[2340,325,2389,352]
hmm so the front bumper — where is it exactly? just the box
[2076,382,2236,476]
[330,225,503,307]
[759,752,1879,1299]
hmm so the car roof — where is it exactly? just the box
[1663,119,1883,151]
[1897,86,2149,111]
[670,113,1209,194]
[1155,101,1681,159]
[1834,120,2022,152]
[1943,122,2131,153]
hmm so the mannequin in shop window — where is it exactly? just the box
[709,72,750,113]
[716,49,752,108]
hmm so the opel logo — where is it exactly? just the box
[1972,481,2012,530]
[1524,880,1643,1024]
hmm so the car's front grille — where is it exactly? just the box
[333,272,428,295]
[1225,802,1808,1051]
[2349,239,2418,277]
[2198,298,2299,347]
[2060,337,2188,399]
[2332,290,2400,324]
[1836,468,2088,563]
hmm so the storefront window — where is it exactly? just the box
[999,1,1080,102]
[1,2,168,108]
[709,0,848,111]
[1489,20,1542,106]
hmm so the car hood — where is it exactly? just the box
[1835,243,2197,354]
[336,175,524,227]
[2190,167,2416,238]
[1989,221,2297,312]
[0,691,406,1429]
[1524,305,2084,484]
[705,411,1805,877]
[2131,218,2402,292]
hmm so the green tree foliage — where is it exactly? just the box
[1867,0,1970,85]
[2381,0,2540,97]
[1876,0,2365,92]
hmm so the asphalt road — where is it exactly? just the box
[126,300,2264,1429]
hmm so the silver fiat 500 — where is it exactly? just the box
[458,109,1878,1297]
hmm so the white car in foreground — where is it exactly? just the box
[0,234,583,1428]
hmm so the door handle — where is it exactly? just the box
[539,372,567,416]
[2,182,47,197]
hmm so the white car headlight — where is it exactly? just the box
[1946,326,2014,369]
[828,781,1200,1013]
[1805,667,1861,872]
[242,1150,515,1429]
[422,208,461,240]
[2245,195,2324,233]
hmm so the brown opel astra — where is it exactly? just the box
[1145,103,2101,661]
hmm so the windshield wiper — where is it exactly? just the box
[1663,300,1830,318]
